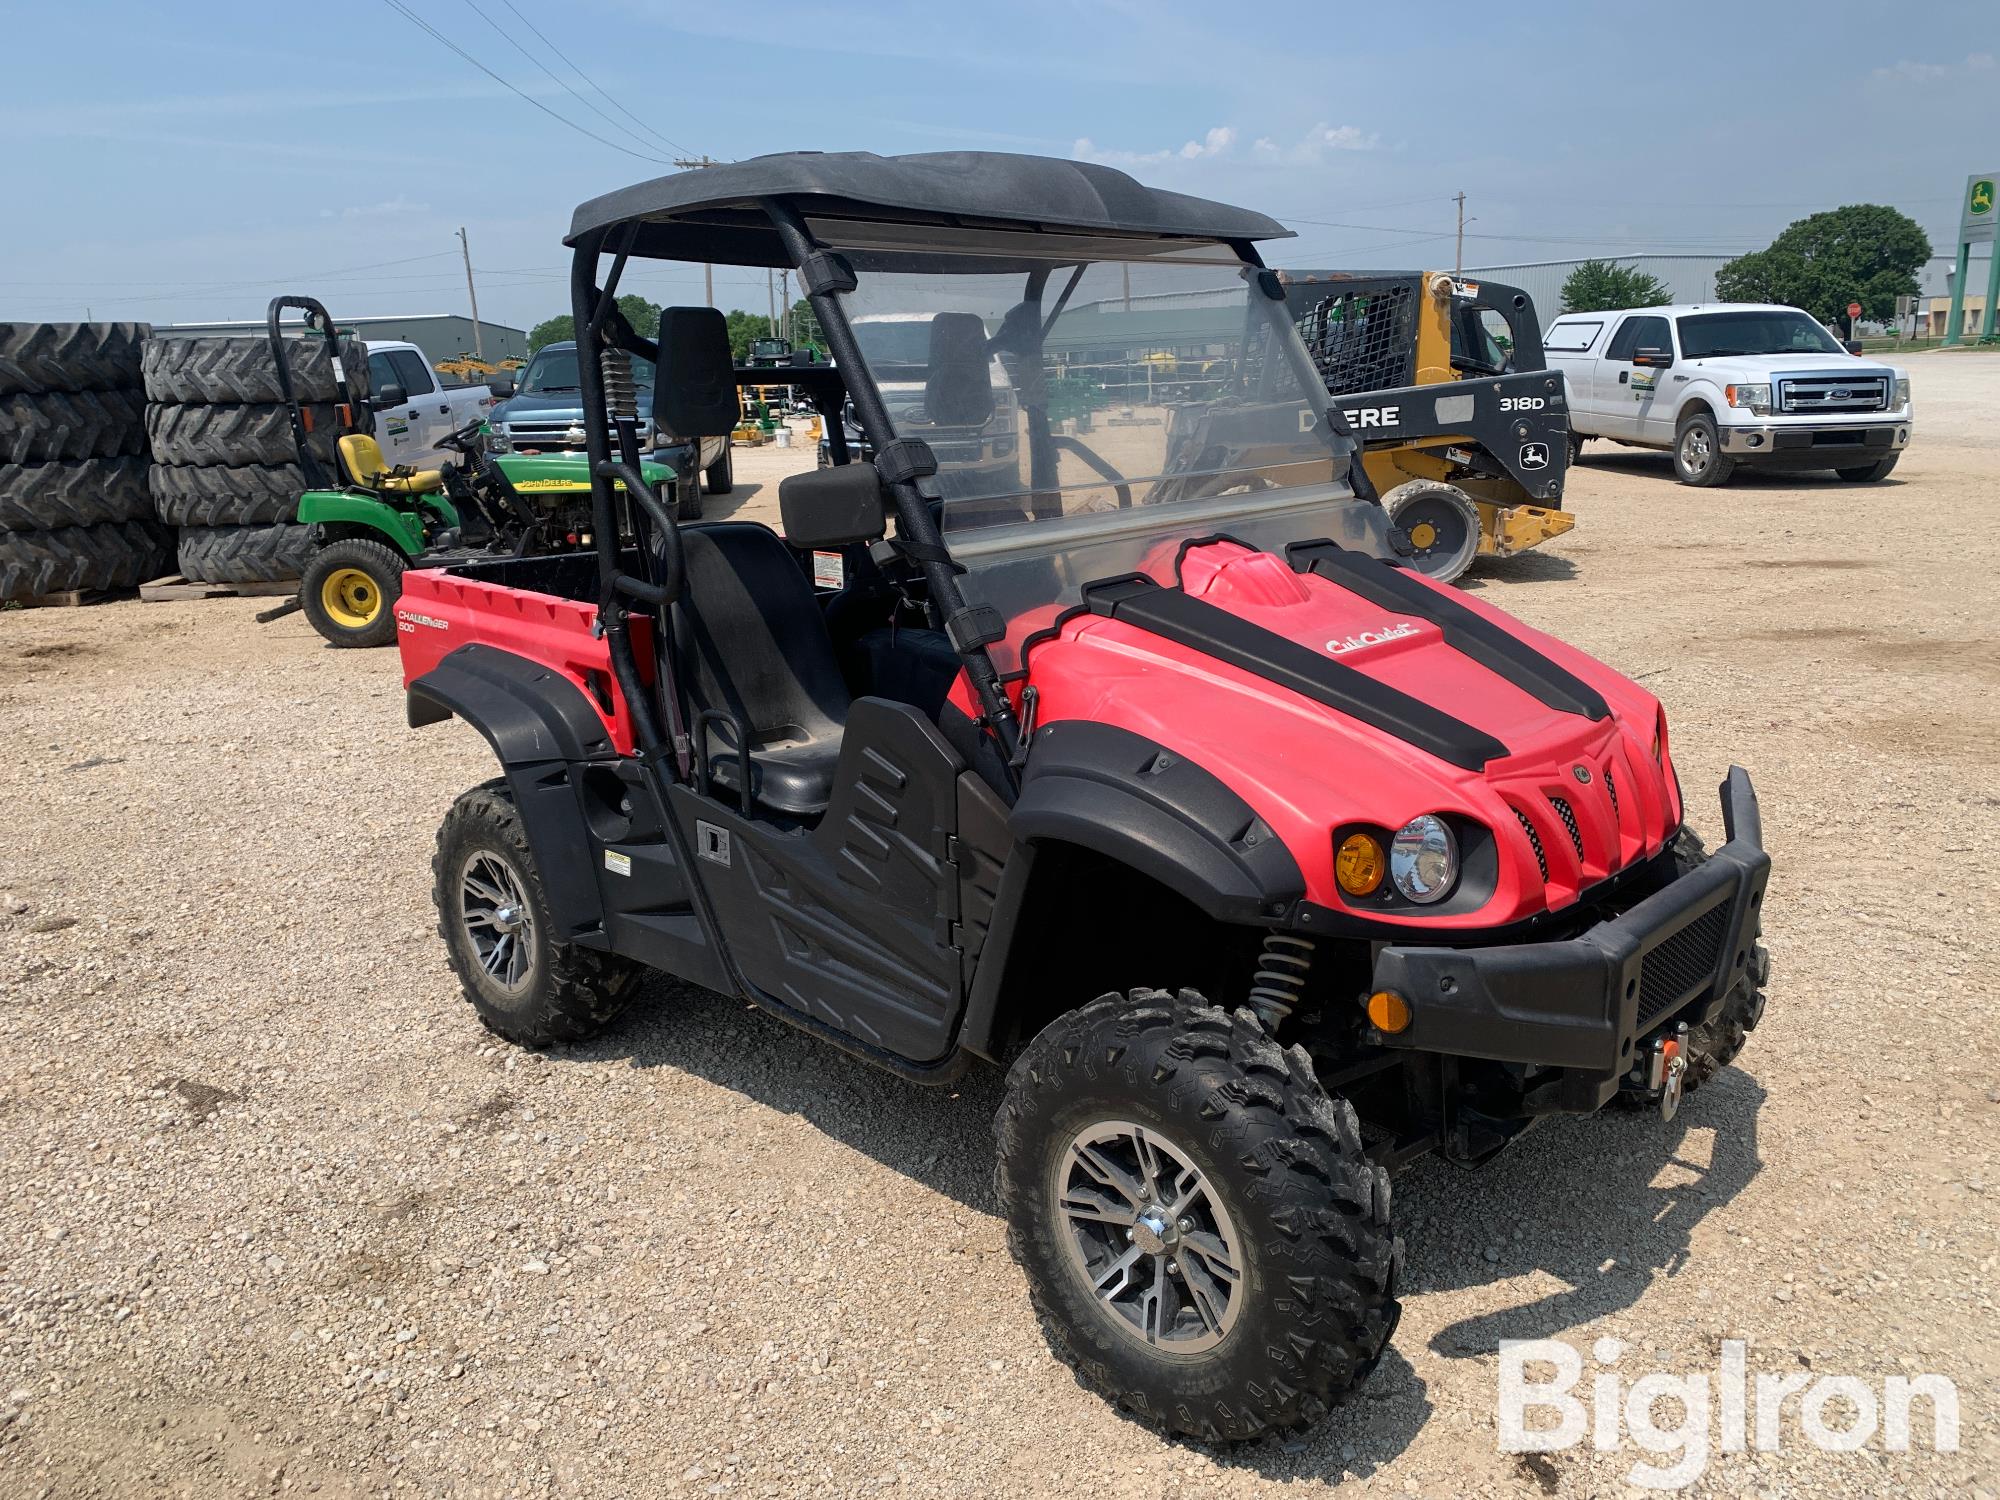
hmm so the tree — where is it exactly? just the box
[723,309,773,362]
[527,314,573,353]
[788,297,827,355]
[1715,205,1930,331]
[1559,259,1674,313]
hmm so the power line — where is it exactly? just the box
[496,0,696,160]
[378,0,675,167]
[461,0,694,162]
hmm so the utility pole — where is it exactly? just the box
[673,156,719,306]
[456,226,484,359]
[767,269,776,335]
[1453,192,1467,275]
[779,270,790,343]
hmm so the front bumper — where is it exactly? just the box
[1718,420,1910,456]
[1370,767,1770,1110]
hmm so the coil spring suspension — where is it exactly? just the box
[1246,933,1315,1031]
[600,347,638,424]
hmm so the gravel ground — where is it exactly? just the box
[2,352,1996,1498]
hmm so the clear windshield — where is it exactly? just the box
[1678,310,1844,359]
[523,347,654,394]
[832,241,1382,670]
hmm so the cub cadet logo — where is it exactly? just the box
[396,610,450,634]
[1326,621,1419,656]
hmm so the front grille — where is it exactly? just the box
[1777,375,1888,414]
[1512,807,1548,881]
[507,420,586,447]
[1549,796,1584,860]
[1636,901,1731,1026]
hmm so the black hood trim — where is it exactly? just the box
[1082,574,1508,771]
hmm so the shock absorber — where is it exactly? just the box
[599,347,638,424]
[1246,932,1315,1031]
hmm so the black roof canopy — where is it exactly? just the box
[565,150,1293,267]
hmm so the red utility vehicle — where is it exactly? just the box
[396,152,1772,1442]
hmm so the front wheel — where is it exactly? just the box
[300,537,406,648]
[1673,413,1736,487]
[1835,455,1898,483]
[1381,479,1482,585]
[433,780,643,1046]
[994,990,1400,1442]
[703,442,733,496]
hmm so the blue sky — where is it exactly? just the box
[2,0,1991,331]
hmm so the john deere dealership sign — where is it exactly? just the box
[1963,171,1997,245]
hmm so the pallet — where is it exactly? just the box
[5,587,128,609]
[138,573,299,602]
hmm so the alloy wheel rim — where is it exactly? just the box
[459,850,535,994]
[322,567,380,628]
[1051,1119,1244,1353]
[1682,427,1711,472]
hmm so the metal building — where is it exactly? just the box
[153,312,527,367]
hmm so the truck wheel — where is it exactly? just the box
[703,443,733,496]
[994,989,1401,1442]
[675,476,705,523]
[300,537,406,648]
[1672,413,1736,487]
[1381,479,1481,585]
[1834,456,1898,483]
[1568,432,1587,465]
[433,780,644,1047]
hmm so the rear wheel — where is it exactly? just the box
[1381,479,1482,585]
[675,475,705,523]
[300,537,406,648]
[1672,412,1735,487]
[1835,455,1898,482]
[994,990,1400,1442]
[433,781,643,1047]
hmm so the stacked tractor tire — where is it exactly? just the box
[142,336,356,583]
[0,323,171,600]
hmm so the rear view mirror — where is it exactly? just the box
[486,374,515,397]
[1631,348,1674,369]
[779,463,888,550]
[925,312,995,427]
[374,382,408,407]
[654,306,739,439]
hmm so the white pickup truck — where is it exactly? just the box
[360,341,493,470]
[1542,303,1912,486]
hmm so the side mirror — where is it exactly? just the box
[1841,339,1864,356]
[653,306,739,438]
[1631,348,1674,369]
[779,463,887,550]
[486,374,515,398]
[925,312,995,427]
[373,381,408,408]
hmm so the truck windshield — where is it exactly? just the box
[1678,310,1845,359]
[522,348,655,393]
[831,238,1381,670]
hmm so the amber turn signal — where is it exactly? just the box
[1366,990,1412,1034]
[1335,832,1386,896]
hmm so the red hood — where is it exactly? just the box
[1015,541,1680,927]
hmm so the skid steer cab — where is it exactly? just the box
[1283,270,1576,584]
[260,295,675,648]
[392,151,1772,1445]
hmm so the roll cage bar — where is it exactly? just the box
[566,198,1371,786]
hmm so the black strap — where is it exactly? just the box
[875,438,937,484]
[799,251,857,296]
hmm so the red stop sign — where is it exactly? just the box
[1847,301,1862,319]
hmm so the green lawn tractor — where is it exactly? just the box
[267,296,672,648]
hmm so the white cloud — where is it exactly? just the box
[1253,123,1380,165]
[1870,51,1994,84]
[1073,125,1238,167]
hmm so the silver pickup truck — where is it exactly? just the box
[1543,303,1912,486]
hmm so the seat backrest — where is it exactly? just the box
[338,433,389,486]
[672,524,850,744]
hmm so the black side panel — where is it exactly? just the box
[1011,720,1305,924]
[1286,539,1610,721]
[582,759,731,994]
[408,645,615,942]
[673,697,968,1063]
[953,771,1013,994]
[1084,575,1507,770]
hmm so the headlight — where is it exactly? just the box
[1725,383,1772,415]
[485,425,512,453]
[1389,815,1457,904]
[1894,376,1911,409]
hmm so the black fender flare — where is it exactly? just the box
[1006,720,1305,925]
[408,644,613,942]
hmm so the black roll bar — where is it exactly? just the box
[266,294,354,492]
